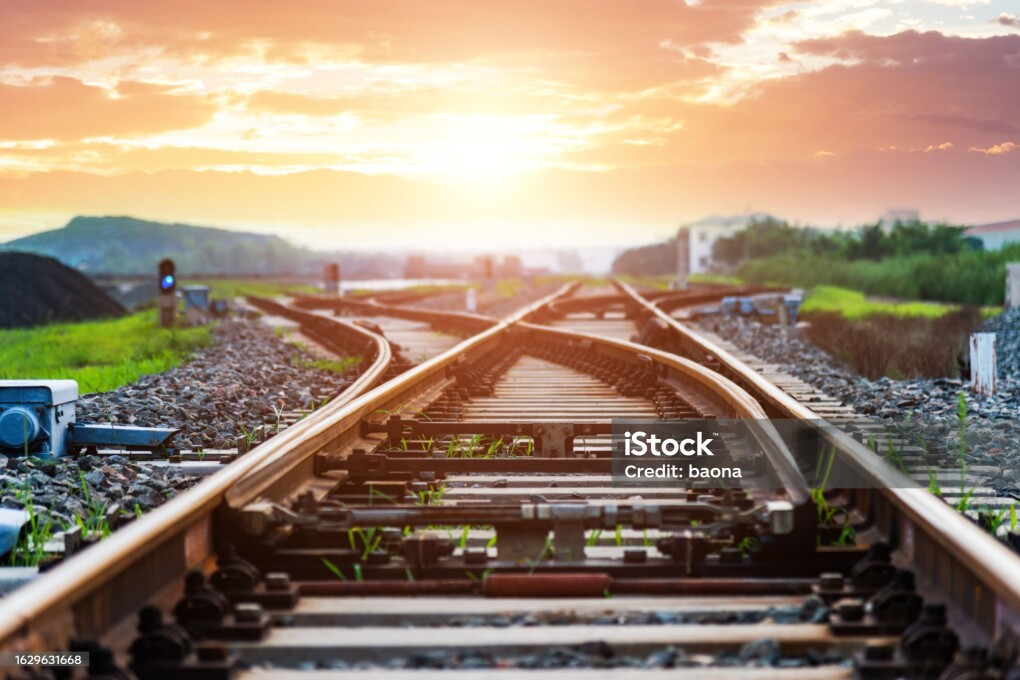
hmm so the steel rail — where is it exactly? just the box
[0,311,395,647]
[514,320,810,505]
[289,293,497,335]
[615,277,1020,639]
[0,284,576,650]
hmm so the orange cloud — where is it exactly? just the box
[971,141,1018,154]
[0,77,215,142]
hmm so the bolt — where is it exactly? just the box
[819,573,844,590]
[623,549,647,563]
[264,573,291,591]
[834,598,865,622]
[234,602,264,623]
[863,642,895,662]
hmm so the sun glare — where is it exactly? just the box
[414,115,559,184]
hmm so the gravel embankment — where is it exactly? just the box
[79,319,353,451]
[985,307,1020,378]
[695,314,1020,492]
[1,318,357,547]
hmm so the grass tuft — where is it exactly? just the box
[0,309,211,393]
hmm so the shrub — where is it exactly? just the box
[803,308,982,379]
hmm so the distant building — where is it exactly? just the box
[879,209,920,231]
[966,219,1020,251]
[676,214,769,286]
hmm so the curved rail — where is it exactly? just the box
[0,284,576,649]
[515,320,809,505]
[615,277,1020,639]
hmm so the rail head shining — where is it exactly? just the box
[614,277,1020,633]
[0,283,578,650]
[515,320,810,506]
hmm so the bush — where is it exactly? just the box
[737,244,1020,305]
[803,308,982,379]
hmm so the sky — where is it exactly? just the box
[1,0,1019,250]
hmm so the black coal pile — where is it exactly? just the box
[0,252,125,328]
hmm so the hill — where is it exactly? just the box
[0,216,322,276]
[0,253,125,328]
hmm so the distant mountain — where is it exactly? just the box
[0,216,329,276]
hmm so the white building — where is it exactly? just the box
[676,214,769,286]
[966,219,1020,251]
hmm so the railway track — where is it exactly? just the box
[3,281,1019,679]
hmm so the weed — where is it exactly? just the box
[465,568,494,584]
[295,356,361,375]
[832,517,856,547]
[321,557,347,581]
[526,536,554,574]
[414,484,447,506]
[955,488,974,514]
[347,527,383,561]
[811,446,837,522]
[586,529,603,548]
[8,483,55,567]
[983,505,1014,536]
[75,470,111,540]
[926,467,942,497]
[737,536,758,556]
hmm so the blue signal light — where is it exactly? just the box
[160,274,175,290]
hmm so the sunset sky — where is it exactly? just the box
[1,0,1019,250]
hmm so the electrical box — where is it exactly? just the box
[0,380,77,457]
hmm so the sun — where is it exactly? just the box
[414,114,558,184]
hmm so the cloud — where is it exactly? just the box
[998,13,1020,29]
[0,77,216,142]
[2,145,1019,247]
[970,141,1018,154]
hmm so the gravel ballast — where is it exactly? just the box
[79,318,354,452]
[1,317,358,555]
[695,313,1020,496]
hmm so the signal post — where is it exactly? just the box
[158,258,177,328]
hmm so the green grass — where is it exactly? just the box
[801,285,1000,320]
[688,274,744,286]
[296,356,362,374]
[0,309,212,394]
[803,285,953,319]
[191,278,319,298]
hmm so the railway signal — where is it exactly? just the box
[158,258,176,327]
